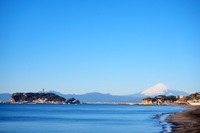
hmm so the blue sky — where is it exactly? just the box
[0,0,200,95]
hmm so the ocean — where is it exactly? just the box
[0,104,186,133]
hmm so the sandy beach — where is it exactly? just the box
[168,106,200,133]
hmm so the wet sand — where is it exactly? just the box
[168,106,200,133]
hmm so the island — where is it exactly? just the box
[8,92,80,104]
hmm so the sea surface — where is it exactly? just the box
[0,104,186,133]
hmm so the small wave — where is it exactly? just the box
[155,113,173,133]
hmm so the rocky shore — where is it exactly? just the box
[168,106,200,133]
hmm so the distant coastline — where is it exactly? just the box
[1,92,200,106]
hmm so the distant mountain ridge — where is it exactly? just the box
[0,93,11,102]
[48,83,188,102]
[48,91,141,102]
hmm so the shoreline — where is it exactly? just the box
[167,106,200,133]
[157,113,172,133]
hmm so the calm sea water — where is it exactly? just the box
[0,104,186,133]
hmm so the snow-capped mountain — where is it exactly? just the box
[140,83,188,97]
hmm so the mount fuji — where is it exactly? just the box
[139,83,188,97]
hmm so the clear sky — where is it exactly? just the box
[0,0,200,95]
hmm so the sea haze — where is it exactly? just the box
[0,104,186,133]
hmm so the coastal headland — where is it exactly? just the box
[168,106,200,133]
